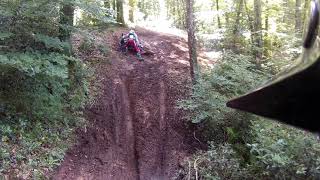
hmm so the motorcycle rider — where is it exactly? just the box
[121,30,143,60]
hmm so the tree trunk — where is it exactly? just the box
[172,0,177,25]
[112,0,117,18]
[264,0,271,57]
[129,0,135,22]
[254,0,263,62]
[232,0,244,51]
[113,0,116,10]
[303,0,310,34]
[116,0,125,24]
[265,0,269,34]
[181,0,187,29]
[295,0,302,35]
[186,0,198,84]
[178,0,186,29]
[59,4,74,42]
[244,0,254,44]
[216,0,221,28]
[166,0,170,17]
[140,0,147,19]
[225,12,230,25]
[104,0,111,9]
[59,3,76,91]
[233,0,244,35]
[283,0,290,24]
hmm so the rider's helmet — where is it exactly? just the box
[129,30,135,39]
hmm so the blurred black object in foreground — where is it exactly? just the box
[227,0,320,132]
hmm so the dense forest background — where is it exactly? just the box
[1,0,320,179]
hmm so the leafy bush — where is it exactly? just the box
[248,119,320,179]
[75,1,115,27]
[178,51,320,179]
[178,52,271,178]
[0,116,80,178]
[178,51,269,143]
[79,37,95,54]
[0,0,94,178]
[176,143,252,180]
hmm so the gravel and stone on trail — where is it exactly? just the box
[53,28,204,180]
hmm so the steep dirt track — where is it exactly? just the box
[54,28,203,180]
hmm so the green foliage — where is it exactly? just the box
[0,116,79,177]
[0,52,70,78]
[177,143,251,179]
[34,34,71,52]
[79,37,95,54]
[0,0,105,178]
[138,0,161,19]
[248,120,320,178]
[0,57,86,179]
[165,0,186,29]
[178,51,268,128]
[0,32,14,41]
[262,33,302,73]
[76,30,110,58]
[178,51,270,167]
[169,0,314,178]
[75,0,115,27]
[177,49,320,179]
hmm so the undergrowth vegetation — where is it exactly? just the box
[178,50,320,179]
[173,0,320,177]
[0,0,110,178]
[1,0,319,179]
[248,120,320,178]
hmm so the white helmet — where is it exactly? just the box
[129,30,135,34]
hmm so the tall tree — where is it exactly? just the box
[59,3,74,42]
[265,0,269,33]
[264,0,272,57]
[112,0,117,18]
[244,0,254,45]
[253,0,263,61]
[129,0,136,22]
[233,0,244,35]
[216,0,222,28]
[186,0,198,84]
[303,0,310,34]
[178,0,184,28]
[113,0,117,10]
[232,0,244,51]
[59,3,76,89]
[283,0,290,24]
[116,0,125,24]
[295,0,302,34]
[104,0,111,8]
[104,0,113,17]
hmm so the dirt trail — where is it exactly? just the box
[53,28,204,180]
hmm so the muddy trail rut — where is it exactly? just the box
[54,28,204,180]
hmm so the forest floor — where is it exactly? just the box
[53,27,208,180]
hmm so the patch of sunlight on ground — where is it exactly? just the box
[172,43,188,52]
[177,59,190,65]
[200,31,225,40]
[204,51,222,60]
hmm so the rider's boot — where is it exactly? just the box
[137,52,143,61]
